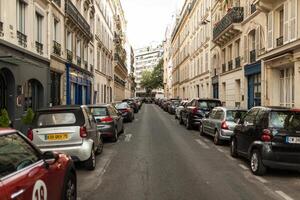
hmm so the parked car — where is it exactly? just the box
[30,105,103,170]
[168,99,181,115]
[180,98,222,129]
[231,107,300,175]
[175,100,189,119]
[114,102,135,122]
[122,99,139,113]
[0,128,77,200]
[88,104,124,142]
[200,107,247,145]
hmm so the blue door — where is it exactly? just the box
[213,84,219,99]
[248,76,255,109]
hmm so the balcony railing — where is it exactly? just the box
[77,56,81,66]
[53,0,61,7]
[17,31,27,48]
[0,21,3,36]
[67,50,73,62]
[276,36,283,47]
[53,41,61,56]
[84,61,88,70]
[250,49,256,63]
[65,0,91,39]
[250,4,256,14]
[222,63,226,73]
[35,41,43,55]
[213,7,244,40]
[235,56,241,68]
[114,53,127,70]
[114,75,126,87]
[228,60,233,71]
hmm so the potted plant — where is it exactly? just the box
[0,109,11,127]
[21,108,35,135]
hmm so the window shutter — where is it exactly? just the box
[290,0,297,41]
[283,1,289,43]
[267,12,274,50]
[244,35,248,64]
[256,26,261,56]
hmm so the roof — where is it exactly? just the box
[0,128,16,135]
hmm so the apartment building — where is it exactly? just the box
[125,46,135,99]
[134,45,164,97]
[257,0,300,108]
[163,27,173,99]
[0,0,51,128]
[94,0,114,104]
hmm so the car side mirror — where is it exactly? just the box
[43,151,59,165]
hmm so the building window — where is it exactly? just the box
[67,31,72,50]
[280,68,295,107]
[17,0,26,33]
[53,18,59,42]
[76,39,81,57]
[279,8,284,37]
[36,13,43,43]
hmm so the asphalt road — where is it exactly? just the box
[77,104,300,200]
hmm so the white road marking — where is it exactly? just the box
[254,176,268,184]
[275,191,294,200]
[195,139,209,149]
[203,138,210,143]
[125,134,132,142]
[216,147,225,153]
[239,164,249,170]
[226,154,235,161]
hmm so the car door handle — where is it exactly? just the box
[11,189,25,199]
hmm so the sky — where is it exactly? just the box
[120,0,184,49]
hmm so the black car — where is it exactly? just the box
[167,100,181,115]
[231,107,300,175]
[180,98,222,129]
[114,102,135,122]
[122,99,139,113]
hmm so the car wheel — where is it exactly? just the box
[213,130,222,145]
[230,138,238,158]
[250,150,267,176]
[199,123,205,136]
[84,149,96,170]
[96,138,104,155]
[186,117,191,130]
[62,172,77,200]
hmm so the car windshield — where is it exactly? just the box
[90,107,108,116]
[37,112,76,127]
[198,101,221,110]
[269,111,300,131]
[226,110,247,122]
[115,103,129,109]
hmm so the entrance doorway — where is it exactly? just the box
[0,68,15,122]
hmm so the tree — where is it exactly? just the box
[0,109,10,127]
[140,59,164,96]
[22,108,35,125]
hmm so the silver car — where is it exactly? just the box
[200,107,247,145]
[175,100,189,119]
[30,105,103,170]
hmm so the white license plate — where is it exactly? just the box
[286,137,300,144]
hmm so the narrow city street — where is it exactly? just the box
[77,104,300,200]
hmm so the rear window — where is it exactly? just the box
[115,103,129,109]
[226,110,247,122]
[90,107,108,116]
[37,113,76,127]
[269,111,300,131]
[198,101,221,110]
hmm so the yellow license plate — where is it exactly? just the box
[46,133,68,141]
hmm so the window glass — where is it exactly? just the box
[90,107,108,116]
[37,113,76,127]
[198,100,221,110]
[0,133,40,178]
[214,110,224,120]
[269,111,289,128]
[243,108,259,125]
[226,110,247,122]
[115,103,129,109]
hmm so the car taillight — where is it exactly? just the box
[261,129,272,142]
[101,117,113,123]
[27,128,33,141]
[221,121,229,130]
[80,126,88,138]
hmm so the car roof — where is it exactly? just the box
[87,104,111,108]
[253,106,290,111]
[194,98,221,101]
[214,107,248,111]
[37,105,83,112]
[0,128,17,136]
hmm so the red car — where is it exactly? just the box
[0,128,77,200]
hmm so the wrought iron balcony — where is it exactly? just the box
[53,0,61,7]
[84,61,88,70]
[235,56,241,68]
[251,4,256,14]
[276,36,283,47]
[228,60,233,71]
[222,63,226,73]
[35,41,43,55]
[213,7,244,44]
[114,53,127,70]
[67,50,73,62]
[17,31,27,48]
[53,41,61,56]
[250,49,256,63]
[77,56,81,66]
[114,75,126,87]
[65,0,92,39]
